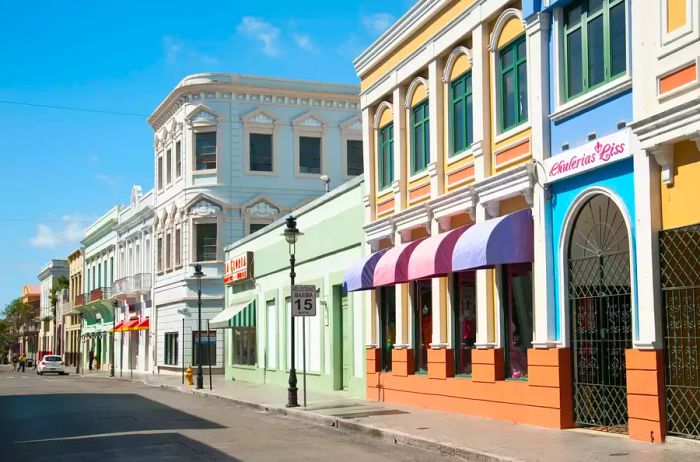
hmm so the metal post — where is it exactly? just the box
[287,249,298,407]
[195,264,204,390]
[207,319,212,390]
[120,326,124,378]
[302,317,307,407]
[76,315,82,374]
[181,318,185,384]
[110,303,115,377]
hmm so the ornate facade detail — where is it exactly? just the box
[246,202,279,218]
[251,112,274,124]
[189,200,221,217]
[299,116,323,127]
[190,110,217,124]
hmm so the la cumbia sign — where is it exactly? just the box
[543,128,632,184]
[224,251,253,285]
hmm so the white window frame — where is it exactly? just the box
[243,109,279,176]
[191,217,221,264]
[175,139,183,180]
[292,112,327,178]
[340,115,363,180]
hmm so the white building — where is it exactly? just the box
[110,186,155,374]
[37,259,69,359]
[148,73,361,374]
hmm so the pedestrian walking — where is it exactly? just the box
[88,349,94,370]
[18,354,25,372]
[11,352,18,372]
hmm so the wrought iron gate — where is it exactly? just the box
[569,194,632,431]
[660,223,700,439]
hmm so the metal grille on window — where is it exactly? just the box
[660,223,700,439]
[569,194,631,432]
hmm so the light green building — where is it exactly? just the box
[218,177,366,397]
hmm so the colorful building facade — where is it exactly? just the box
[351,0,700,443]
[75,206,120,371]
[220,177,366,396]
[64,248,84,367]
[18,284,40,363]
[37,259,69,360]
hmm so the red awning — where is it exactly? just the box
[135,317,149,331]
[111,322,125,332]
[122,319,140,331]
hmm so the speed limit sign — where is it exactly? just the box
[291,285,317,316]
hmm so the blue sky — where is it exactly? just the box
[0,0,412,306]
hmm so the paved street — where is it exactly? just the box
[0,366,462,462]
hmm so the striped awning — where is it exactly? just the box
[210,298,256,329]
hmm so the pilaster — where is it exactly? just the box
[633,148,663,348]
[393,86,408,210]
[428,58,445,198]
[526,12,556,348]
[362,107,376,222]
[472,23,491,181]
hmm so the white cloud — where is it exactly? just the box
[293,33,317,53]
[95,173,121,186]
[88,155,99,163]
[29,214,88,249]
[362,13,395,35]
[237,17,280,57]
[163,35,181,64]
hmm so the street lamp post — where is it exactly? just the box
[193,264,205,390]
[110,301,116,377]
[284,215,302,408]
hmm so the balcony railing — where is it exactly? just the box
[75,293,86,307]
[89,287,111,302]
[134,273,152,293]
[111,276,134,300]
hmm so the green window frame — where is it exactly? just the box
[410,100,430,174]
[498,35,528,132]
[450,71,473,156]
[378,123,394,190]
[563,0,627,100]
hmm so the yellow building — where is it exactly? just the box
[64,248,84,367]
[351,0,561,428]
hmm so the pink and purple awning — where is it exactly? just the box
[408,225,471,280]
[452,208,533,271]
[342,249,387,292]
[343,209,533,291]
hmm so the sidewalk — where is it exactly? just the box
[81,370,700,462]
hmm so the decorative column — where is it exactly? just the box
[428,57,445,198]
[626,144,666,443]
[393,84,407,210]
[392,229,413,376]
[525,12,556,349]
[429,216,453,379]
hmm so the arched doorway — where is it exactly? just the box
[568,193,632,432]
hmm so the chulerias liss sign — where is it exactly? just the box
[543,128,631,184]
[224,251,253,285]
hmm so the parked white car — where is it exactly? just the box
[37,355,66,375]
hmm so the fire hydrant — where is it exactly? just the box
[185,366,194,386]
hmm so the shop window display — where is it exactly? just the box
[453,272,477,375]
[502,263,533,379]
[413,280,432,373]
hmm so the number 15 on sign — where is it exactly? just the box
[292,285,316,316]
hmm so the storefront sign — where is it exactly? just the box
[224,251,253,285]
[543,129,632,184]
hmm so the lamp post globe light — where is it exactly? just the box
[193,264,205,390]
[284,215,302,408]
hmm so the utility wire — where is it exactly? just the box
[0,99,150,118]
[0,218,93,223]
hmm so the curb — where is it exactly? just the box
[84,374,520,462]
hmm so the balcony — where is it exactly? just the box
[111,276,134,301]
[75,293,86,307]
[134,273,152,294]
[89,287,111,303]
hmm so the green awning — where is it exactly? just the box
[230,300,256,328]
[210,298,256,329]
